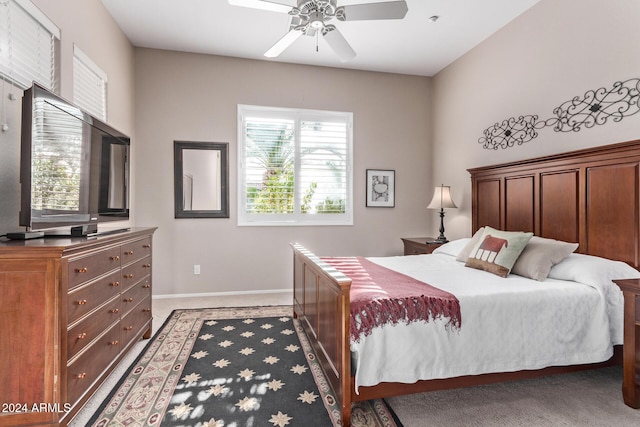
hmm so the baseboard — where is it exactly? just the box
[152,289,292,300]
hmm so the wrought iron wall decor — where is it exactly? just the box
[479,78,640,150]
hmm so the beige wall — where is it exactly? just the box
[133,50,432,295]
[432,0,640,240]
[0,0,135,232]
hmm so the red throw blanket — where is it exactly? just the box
[322,257,461,342]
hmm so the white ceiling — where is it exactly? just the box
[101,0,540,77]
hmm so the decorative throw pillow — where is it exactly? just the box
[465,226,533,278]
[511,236,579,281]
[455,227,485,262]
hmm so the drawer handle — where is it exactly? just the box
[143,308,151,313]
[110,255,120,261]
[124,250,134,255]
[143,244,151,248]
[76,373,87,380]
[109,340,119,346]
[110,308,119,314]
[142,283,151,289]
[143,264,151,268]
[77,332,87,339]
[75,267,88,273]
[124,297,134,303]
[75,299,87,305]
[111,281,120,287]
[123,325,133,331]
[124,274,134,279]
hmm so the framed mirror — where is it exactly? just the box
[174,141,229,218]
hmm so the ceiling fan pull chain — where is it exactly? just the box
[316,31,319,52]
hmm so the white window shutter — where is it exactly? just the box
[73,45,107,120]
[0,0,60,91]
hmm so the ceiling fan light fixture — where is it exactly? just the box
[309,11,325,29]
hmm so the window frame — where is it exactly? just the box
[237,104,353,226]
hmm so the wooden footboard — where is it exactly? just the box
[291,243,353,425]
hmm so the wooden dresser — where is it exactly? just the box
[0,227,156,426]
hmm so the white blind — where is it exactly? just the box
[0,0,59,90]
[73,45,107,120]
[31,98,86,212]
[238,105,353,226]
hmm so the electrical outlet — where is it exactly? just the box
[194,264,200,275]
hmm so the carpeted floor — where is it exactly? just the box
[387,366,640,426]
[87,306,398,427]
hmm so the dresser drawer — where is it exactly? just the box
[68,246,121,289]
[120,296,152,349]
[67,271,122,323]
[121,256,152,291]
[67,322,121,405]
[67,297,120,359]
[121,277,151,316]
[121,237,152,266]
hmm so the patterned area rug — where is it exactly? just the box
[88,306,399,426]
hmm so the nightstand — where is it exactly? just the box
[613,278,640,408]
[401,237,444,255]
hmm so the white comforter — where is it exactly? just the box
[350,250,636,392]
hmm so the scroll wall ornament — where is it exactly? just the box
[479,78,640,150]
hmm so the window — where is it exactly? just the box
[238,105,353,226]
[0,0,60,91]
[73,45,107,120]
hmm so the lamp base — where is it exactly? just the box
[427,237,449,244]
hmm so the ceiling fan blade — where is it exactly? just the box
[228,0,293,13]
[264,29,303,57]
[338,1,408,21]
[323,27,356,62]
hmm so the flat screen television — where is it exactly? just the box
[19,83,130,236]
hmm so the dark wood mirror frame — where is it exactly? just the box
[174,141,229,218]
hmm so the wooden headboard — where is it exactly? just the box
[468,139,640,269]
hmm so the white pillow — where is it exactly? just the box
[455,227,485,262]
[548,253,640,284]
[433,238,471,257]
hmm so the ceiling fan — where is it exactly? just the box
[228,0,409,62]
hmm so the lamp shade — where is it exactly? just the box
[427,185,457,209]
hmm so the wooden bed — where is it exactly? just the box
[292,139,640,426]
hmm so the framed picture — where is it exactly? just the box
[366,169,395,207]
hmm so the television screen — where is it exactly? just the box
[20,83,130,233]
